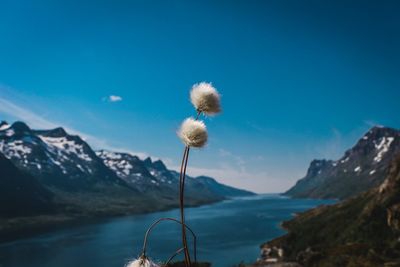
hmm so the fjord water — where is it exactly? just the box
[0,195,333,267]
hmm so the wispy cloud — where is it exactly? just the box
[103,95,123,102]
[0,95,149,159]
[179,164,297,194]
[312,125,372,161]
[218,148,246,172]
[167,147,297,193]
[313,127,344,159]
[0,98,59,129]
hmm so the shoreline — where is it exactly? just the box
[250,200,337,267]
[0,198,222,244]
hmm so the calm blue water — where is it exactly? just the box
[0,195,334,267]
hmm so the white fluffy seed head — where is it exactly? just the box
[126,258,160,267]
[178,118,208,148]
[190,82,221,115]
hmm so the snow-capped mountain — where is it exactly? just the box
[143,158,255,199]
[0,121,130,191]
[97,151,255,201]
[285,126,400,199]
[96,150,176,196]
[0,120,253,204]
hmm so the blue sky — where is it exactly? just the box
[0,0,399,193]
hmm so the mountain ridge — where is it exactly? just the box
[0,120,254,242]
[284,126,400,199]
[96,150,255,201]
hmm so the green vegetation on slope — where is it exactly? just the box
[263,156,400,267]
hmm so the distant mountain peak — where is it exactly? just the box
[40,127,68,137]
[152,159,167,171]
[363,126,399,140]
[143,157,152,166]
[306,159,333,176]
[10,121,31,133]
[310,159,332,166]
[141,157,168,171]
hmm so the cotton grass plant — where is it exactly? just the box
[126,256,160,267]
[190,82,221,115]
[178,118,208,148]
[127,82,221,267]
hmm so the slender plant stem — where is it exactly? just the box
[179,146,191,266]
[181,147,192,266]
[179,110,202,267]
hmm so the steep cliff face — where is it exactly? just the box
[283,159,334,198]
[262,155,400,267]
[285,126,400,199]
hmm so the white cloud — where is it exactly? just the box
[106,95,123,102]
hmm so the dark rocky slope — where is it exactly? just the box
[0,152,54,217]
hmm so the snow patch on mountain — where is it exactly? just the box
[0,123,10,131]
[96,150,122,160]
[96,150,134,178]
[39,136,92,161]
[340,157,349,164]
[5,129,15,136]
[0,140,32,159]
[374,137,394,162]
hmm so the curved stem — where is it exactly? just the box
[141,217,197,263]
[163,247,185,266]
